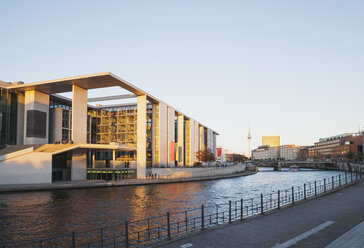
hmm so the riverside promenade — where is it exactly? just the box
[158,179,364,248]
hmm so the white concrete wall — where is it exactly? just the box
[0,152,52,185]
[199,125,205,151]
[167,106,175,167]
[213,133,217,157]
[177,114,184,166]
[16,93,24,145]
[159,102,168,167]
[137,95,147,178]
[189,119,195,166]
[24,90,50,145]
[49,108,62,143]
[71,150,87,180]
[150,163,246,178]
[71,85,88,143]
[194,121,200,161]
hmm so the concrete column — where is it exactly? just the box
[167,107,175,167]
[24,90,50,145]
[199,125,205,151]
[16,93,24,145]
[71,150,87,180]
[71,85,88,143]
[213,132,217,157]
[177,114,184,166]
[112,150,116,169]
[137,95,147,178]
[194,121,199,161]
[159,102,168,167]
[186,119,195,166]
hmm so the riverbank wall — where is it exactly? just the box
[0,165,256,193]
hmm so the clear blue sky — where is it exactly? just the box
[1,0,364,154]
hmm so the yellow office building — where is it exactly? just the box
[262,136,280,147]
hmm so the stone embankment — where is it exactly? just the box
[0,164,256,193]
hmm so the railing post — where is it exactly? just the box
[260,194,264,214]
[100,228,104,248]
[125,220,129,248]
[339,174,341,187]
[292,187,294,204]
[345,173,347,184]
[324,178,326,193]
[278,190,280,209]
[167,212,171,239]
[315,181,317,196]
[351,171,353,182]
[72,231,76,248]
[201,205,205,231]
[304,184,306,199]
[332,176,334,189]
[147,218,150,240]
[229,200,232,223]
[185,211,188,231]
[240,199,243,220]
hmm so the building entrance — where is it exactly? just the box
[52,151,72,182]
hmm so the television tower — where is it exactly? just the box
[247,124,252,158]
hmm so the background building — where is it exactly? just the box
[252,145,279,160]
[262,135,280,147]
[312,133,363,159]
[279,145,300,160]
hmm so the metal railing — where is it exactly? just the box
[3,170,363,248]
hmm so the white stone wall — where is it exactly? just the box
[16,93,24,145]
[24,90,50,145]
[159,102,168,167]
[49,108,63,143]
[194,121,200,161]
[177,114,184,166]
[189,119,195,166]
[71,85,88,143]
[199,125,205,151]
[0,152,52,185]
[137,95,147,178]
[167,106,175,167]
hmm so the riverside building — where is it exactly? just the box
[312,133,363,159]
[0,72,218,185]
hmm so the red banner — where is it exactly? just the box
[170,141,175,162]
[216,148,222,159]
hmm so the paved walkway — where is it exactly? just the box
[158,180,364,248]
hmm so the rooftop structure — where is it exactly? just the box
[262,135,280,147]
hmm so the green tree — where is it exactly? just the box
[346,150,355,160]
[356,152,363,161]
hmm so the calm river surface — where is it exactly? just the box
[0,168,344,244]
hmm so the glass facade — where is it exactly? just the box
[0,88,17,146]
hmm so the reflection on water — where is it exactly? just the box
[0,168,342,244]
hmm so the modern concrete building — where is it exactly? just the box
[262,135,280,147]
[251,145,279,160]
[0,72,218,184]
[279,145,300,160]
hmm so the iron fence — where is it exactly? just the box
[3,170,363,248]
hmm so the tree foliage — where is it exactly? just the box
[346,150,355,160]
[195,149,216,162]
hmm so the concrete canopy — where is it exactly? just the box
[8,72,159,104]
[8,72,219,135]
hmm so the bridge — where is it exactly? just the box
[255,160,354,171]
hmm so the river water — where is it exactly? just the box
[0,168,344,245]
